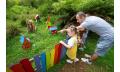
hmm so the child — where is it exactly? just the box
[27,20,36,33]
[59,25,79,63]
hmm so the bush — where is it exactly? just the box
[52,0,114,18]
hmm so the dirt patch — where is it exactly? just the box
[59,61,87,72]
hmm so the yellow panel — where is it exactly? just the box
[50,48,55,67]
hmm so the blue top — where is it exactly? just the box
[81,16,114,37]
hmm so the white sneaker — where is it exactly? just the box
[85,54,91,58]
[81,58,92,65]
[74,58,79,62]
[66,59,73,64]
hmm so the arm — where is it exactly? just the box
[76,25,85,31]
[58,29,69,33]
[60,41,72,49]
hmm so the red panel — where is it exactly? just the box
[54,43,62,64]
[10,64,25,72]
[20,58,35,72]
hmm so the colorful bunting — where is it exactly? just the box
[10,64,25,72]
[20,58,35,72]
[40,52,46,72]
[34,55,41,72]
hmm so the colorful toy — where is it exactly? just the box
[20,35,31,49]
[34,14,40,25]
[27,20,36,33]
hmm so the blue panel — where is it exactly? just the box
[40,52,46,72]
[34,55,41,72]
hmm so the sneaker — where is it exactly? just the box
[74,58,79,62]
[66,59,73,64]
[81,58,92,65]
[85,54,91,58]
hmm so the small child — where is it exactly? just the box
[59,25,79,63]
[27,20,36,33]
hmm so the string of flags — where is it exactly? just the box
[9,42,67,72]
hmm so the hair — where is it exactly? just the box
[76,12,86,17]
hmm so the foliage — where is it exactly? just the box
[52,0,114,18]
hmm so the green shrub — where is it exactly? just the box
[52,0,114,17]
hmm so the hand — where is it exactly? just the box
[76,26,80,30]
[58,30,64,33]
[60,41,64,44]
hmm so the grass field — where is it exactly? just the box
[6,17,114,72]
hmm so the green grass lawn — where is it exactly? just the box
[6,19,65,66]
[6,18,114,72]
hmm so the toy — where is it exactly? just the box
[20,35,31,49]
[27,20,36,33]
[34,14,40,24]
